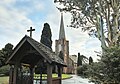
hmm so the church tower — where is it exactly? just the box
[55,12,69,73]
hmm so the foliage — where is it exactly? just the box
[40,23,52,49]
[89,56,93,65]
[77,53,82,66]
[0,43,13,67]
[77,53,88,66]
[0,65,10,76]
[54,1,120,83]
[54,0,120,48]
[36,23,52,74]
[76,47,120,83]
[87,46,120,83]
[100,46,120,83]
[77,64,88,77]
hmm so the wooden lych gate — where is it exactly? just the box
[6,35,66,84]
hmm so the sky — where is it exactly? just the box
[0,0,101,61]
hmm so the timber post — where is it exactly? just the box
[13,63,18,84]
[30,67,34,84]
[47,63,52,84]
[9,65,14,84]
[58,66,62,84]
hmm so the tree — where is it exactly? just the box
[0,43,13,75]
[54,1,120,83]
[77,64,88,77]
[0,43,13,66]
[0,50,4,66]
[36,23,52,74]
[77,53,88,66]
[54,0,120,49]
[99,46,120,83]
[89,56,93,65]
[40,23,52,49]
[87,47,120,83]
[77,53,82,66]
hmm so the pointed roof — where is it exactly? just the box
[6,35,66,66]
[59,12,66,40]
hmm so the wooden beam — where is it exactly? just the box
[13,64,18,84]
[30,67,34,84]
[47,63,52,84]
[9,65,14,84]
[58,66,62,84]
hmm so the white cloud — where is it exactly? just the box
[0,0,101,61]
[0,0,15,5]
[0,0,35,49]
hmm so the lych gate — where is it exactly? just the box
[6,35,66,84]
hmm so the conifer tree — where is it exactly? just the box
[77,53,82,66]
[89,56,93,65]
[40,23,52,49]
[36,23,52,74]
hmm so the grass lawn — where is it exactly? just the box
[34,74,72,79]
[0,76,9,84]
[0,74,71,83]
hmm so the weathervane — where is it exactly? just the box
[27,27,35,38]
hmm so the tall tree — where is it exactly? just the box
[0,43,13,66]
[89,56,93,65]
[77,53,88,66]
[77,53,82,66]
[54,0,120,49]
[36,23,52,74]
[40,23,52,49]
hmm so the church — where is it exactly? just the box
[55,12,77,74]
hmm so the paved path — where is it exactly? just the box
[62,75,94,84]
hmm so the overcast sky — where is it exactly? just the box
[0,0,101,61]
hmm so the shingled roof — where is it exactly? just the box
[6,35,66,66]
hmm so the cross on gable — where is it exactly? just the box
[27,27,35,38]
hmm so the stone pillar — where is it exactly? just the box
[58,66,62,84]
[47,63,52,84]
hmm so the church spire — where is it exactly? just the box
[59,12,66,40]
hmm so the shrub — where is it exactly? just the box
[77,64,88,77]
[0,65,10,76]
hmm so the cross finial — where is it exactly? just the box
[27,27,35,38]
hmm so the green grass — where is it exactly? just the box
[0,76,9,84]
[34,74,72,79]
[62,74,72,79]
